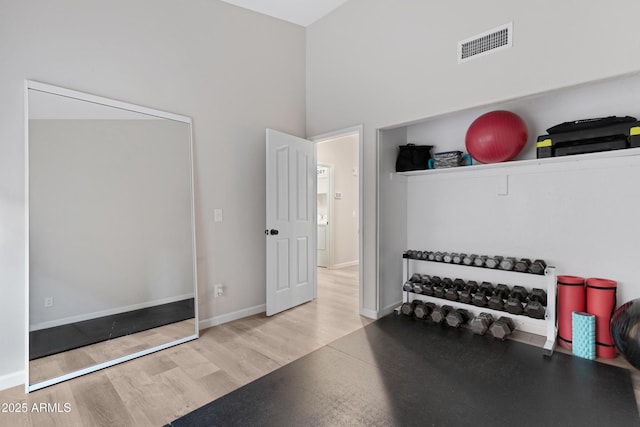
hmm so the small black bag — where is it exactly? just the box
[395,144,433,172]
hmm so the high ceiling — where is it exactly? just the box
[219,0,349,27]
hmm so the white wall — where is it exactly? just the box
[306,0,640,316]
[0,0,305,386]
[317,134,359,267]
[405,154,640,305]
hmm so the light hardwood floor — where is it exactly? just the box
[0,265,371,427]
[2,266,639,425]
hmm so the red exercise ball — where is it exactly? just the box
[465,110,528,163]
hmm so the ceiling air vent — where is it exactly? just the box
[458,22,512,63]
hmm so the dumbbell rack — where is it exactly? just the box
[400,254,557,357]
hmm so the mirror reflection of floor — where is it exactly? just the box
[29,298,195,360]
[29,319,195,384]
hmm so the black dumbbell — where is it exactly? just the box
[412,281,423,294]
[529,288,547,306]
[445,288,459,301]
[489,316,516,340]
[445,279,467,301]
[452,253,465,264]
[443,252,455,263]
[470,312,494,335]
[415,302,436,320]
[485,256,504,269]
[413,300,425,316]
[524,301,546,319]
[463,254,477,266]
[430,278,442,296]
[473,255,488,267]
[529,259,547,275]
[405,250,413,258]
[430,305,452,324]
[499,257,517,271]
[421,281,434,296]
[409,273,422,281]
[446,308,470,328]
[427,251,436,261]
[403,273,421,292]
[479,281,494,292]
[400,300,421,316]
[459,281,478,304]
[444,279,466,301]
[472,282,494,307]
[453,278,466,289]
[488,284,510,311]
[422,281,435,296]
[433,286,446,299]
[505,285,527,315]
[434,252,444,262]
[514,258,531,273]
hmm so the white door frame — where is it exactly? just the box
[310,125,364,314]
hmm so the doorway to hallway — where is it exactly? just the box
[314,128,362,314]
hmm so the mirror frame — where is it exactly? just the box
[24,80,199,392]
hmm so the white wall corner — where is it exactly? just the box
[359,307,379,319]
[379,301,402,318]
[0,370,24,392]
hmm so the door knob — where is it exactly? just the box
[265,229,279,235]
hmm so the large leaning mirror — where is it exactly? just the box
[25,81,198,392]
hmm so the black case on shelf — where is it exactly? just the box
[395,144,433,172]
[536,120,640,158]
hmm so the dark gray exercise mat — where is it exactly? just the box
[168,315,639,427]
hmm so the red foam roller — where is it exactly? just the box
[557,275,585,350]
[586,277,618,358]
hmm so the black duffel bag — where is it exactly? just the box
[395,144,433,172]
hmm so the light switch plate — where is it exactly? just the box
[214,209,223,222]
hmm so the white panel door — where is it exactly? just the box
[266,129,316,316]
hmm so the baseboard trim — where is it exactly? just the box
[328,260,359,270]
[360,307,379,319]
[0,370,24,392]
[379,301,402,318]
[30,293,194,331]
[199,304,266,330]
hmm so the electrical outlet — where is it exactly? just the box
[214,284,223,298]
[44,297,54,308]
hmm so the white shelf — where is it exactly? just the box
[396,147,640,177]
